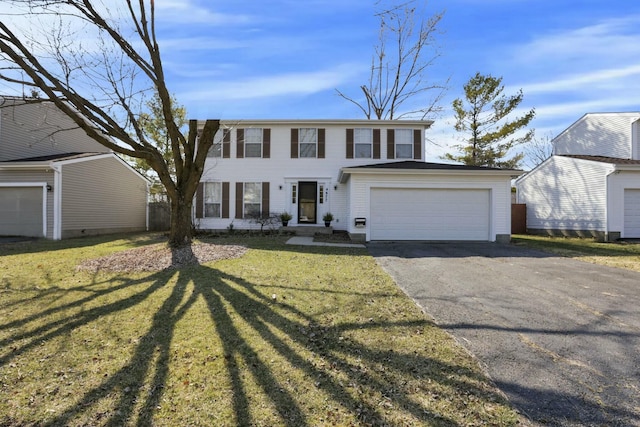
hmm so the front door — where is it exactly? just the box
[298,181,317,223]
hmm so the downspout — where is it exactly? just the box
[52,164,63,240]
[604,166,618,242]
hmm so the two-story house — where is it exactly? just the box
[515,112,640,241]
[0,97,148,239]
[194,119,519,242]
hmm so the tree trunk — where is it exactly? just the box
[168,196,194,247]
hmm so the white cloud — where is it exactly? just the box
[181,64,362,102]
[154,1,254,25]
[520,64,640,95]
[515,15,640,64]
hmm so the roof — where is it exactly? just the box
[2,152,105,163]
[345,160,518,171]
[339,160,523,183]
[211,118,434,128]
[559,155,640,165]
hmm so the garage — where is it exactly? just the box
[0,186,45,237]
[370,188,491,241]
[624,189,640,238]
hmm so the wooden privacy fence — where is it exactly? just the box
[511,204,526,234]
[149,202,170,231]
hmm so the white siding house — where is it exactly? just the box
[0,98,148,239]
[195,119,520,242]
[516,113,640,240]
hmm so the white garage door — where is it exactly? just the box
[370,188,490,241]
[624,189,640,238]
[0,187,44,237]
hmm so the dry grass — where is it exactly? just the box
[512,235,640,272]
[0,233,524,426]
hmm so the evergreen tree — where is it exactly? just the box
[445,72,535,168]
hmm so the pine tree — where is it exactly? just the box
[445,72,535,168]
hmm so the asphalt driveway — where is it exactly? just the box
[368,242,640,427]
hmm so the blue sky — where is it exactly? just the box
[150,0,640,166]
[2,1,638,167]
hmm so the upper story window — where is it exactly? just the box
[237,128,270,158]
[299,128,317,158]
[291,128,325,159]
[244,128,263,158]
[354,128,372,158]
[207,131,223,158]
[395,128,413,159]
[207,129,230,158]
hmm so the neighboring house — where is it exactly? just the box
[0,97,149,239]
[195,119,520,242]
[515,112,640,241]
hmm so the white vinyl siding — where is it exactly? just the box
[517,156,610,231]
[553,113,640,159]
[624,189,640,237]
[370,188,490,241]
[346,172,511,242]
[198,120,428,231]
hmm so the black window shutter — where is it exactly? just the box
[195,183,204,218]
[222,182,230,218]
[346,129,354,159]
[263,129,271,158]
[235,182,243,219]
[291,129,299,158]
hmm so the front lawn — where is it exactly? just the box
[512,235,640,272]
[0,233,523,426]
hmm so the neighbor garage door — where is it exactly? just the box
[624,189,640,238]
[370,188,490,241]
[0,187,44,237]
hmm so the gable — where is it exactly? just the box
[0,100,109,161]
[553,113,640,159]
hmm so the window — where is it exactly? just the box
[204,182,222,217]
[354,128,372,158]
[244,128,263,158]
[207,129,224,158]
[395,129,413,159]
[299,128,317,158]
[292,184,297,204]
[244,182,261,217]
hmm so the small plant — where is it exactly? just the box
[227,221,235,234]
[280,211,292,226]
[323,212,334,227]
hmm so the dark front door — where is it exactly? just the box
[298,181,317,224]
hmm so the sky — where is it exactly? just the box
[3,0,640,168]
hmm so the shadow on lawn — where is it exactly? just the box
[1,256,513,426]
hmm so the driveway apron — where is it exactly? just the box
[368,242,640,427]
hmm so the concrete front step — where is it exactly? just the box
[282,225,332,236]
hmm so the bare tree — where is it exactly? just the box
[523,133,554,169]
[0,0,218,246]
[336,0,447,120]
